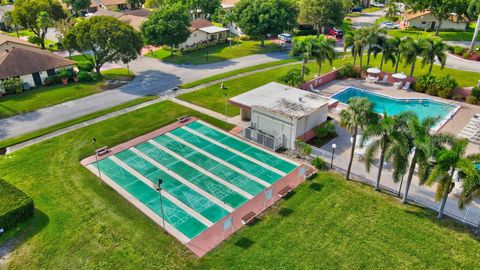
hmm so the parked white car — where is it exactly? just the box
[278,33,292,43]
[379,22,399,29]
[371,2,385,8]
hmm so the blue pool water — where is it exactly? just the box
[332,87,457,124]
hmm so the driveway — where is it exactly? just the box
[0,52,289,140]
[349,9,386,29]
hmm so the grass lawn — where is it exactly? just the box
[295,20,353,41]
[1,116,479,270]
[0,68,133,119]
[180,59,299,89]
[179,51,480,117]
[387,25,478,42]
[362,7,383,13]
[0,96,157,149]
[148,40,283,65]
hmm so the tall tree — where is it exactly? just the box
[376,36,400,71]
[298,0,346,38]
[404,0,467,36]
[468,0,480,53]
[344,28,368,67]
[459,155,480,211]
[420,38,447,74]
[127,0,146,9]
[2,11,21,38]
[400,37,423,77]
[63,16,143,73]
[362,112,411,191]
[12,0,66,49]
[233,0,298,46]
[140,3,191,56]
[426,138,471,219]
[62,0,91,14]
[400,116,452,204]
[340,97,376,180]
[289,38,314,81]
[365,26,386,66]
[188,0,221,18]
[311,35,336,76]
[144,0,164,8]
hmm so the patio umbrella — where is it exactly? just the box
[366,67,381,74]
[392,72,407,80]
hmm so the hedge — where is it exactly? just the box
[0,179,34,230]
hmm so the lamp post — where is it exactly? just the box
[92,138,102,182]
[330,143,337,169]
[224,92,228,128]
[156,179,167,234]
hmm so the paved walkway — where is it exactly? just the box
[0,52,289,140]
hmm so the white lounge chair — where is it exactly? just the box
[393,81,403,89]
[378,75,389,84]
[402,81,411,90]
[309,84,321,94]
[366,76,378,83]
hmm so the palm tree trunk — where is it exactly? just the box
[367,50,371,66]
[375,139,387,191]
[437,188,449,219]
[435,19,443,37]
[380,53,385,70]
[429,60,434,74]
[409,60,416,77]
[301,58,307,81]
[469,15,480,54]
[318,60,322,76]
[353,52,357,66]
[346,126,358,180]
[316,24,320,38]
[402,153,418,204]
[395,52,400,73]
[359,50,364,68]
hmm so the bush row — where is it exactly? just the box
[0,179,34,230]
[412,74,458,99]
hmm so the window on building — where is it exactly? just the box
[421,21,426,24]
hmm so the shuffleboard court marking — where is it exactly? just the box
[85,164,190,243]
[149,139,254,200]
[130,147,234,213]
[181,126,287,177]
[165,133,271,188]
[195,120,301,166]
[110,156,214,227]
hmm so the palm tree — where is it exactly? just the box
[290,38,314,81]
[468,0,480,53]
[311,35,336,76]
[420,38,447,74]
[365,26,387,66]
[400,37,423,78]
[378,37,401,71]
[425,138,472,219]
[362,112,411,191]
[344,29,368,67]
[340,97,376,180]
[401,116,453,204]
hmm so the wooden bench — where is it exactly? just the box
[278,186,292,198]
[241,211,256,225]
[177,115,190,123]
[96,146,109,156]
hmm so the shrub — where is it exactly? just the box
[414,74,437,93]
[453,46,466,55]
[279,68,304,87]
[466,95,478,104]
[338,63,359,79]
[436,75,457,99]
[43,75,61,86]
[1,77,23,94]
[452,95,464,101]
[312,157,328,170]
[27,35,43,46]
[471,86,480,100]
[57,68,70,79]
[77,61,94,72]
[315,121,336,140]
[0,179,34,230]
[77,71,93,82]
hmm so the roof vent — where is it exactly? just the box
[298,97,303,102]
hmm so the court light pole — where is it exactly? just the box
[92,138,102,181]
[156,179,167,234]
[224,91,228,128]
[330,143,337,169]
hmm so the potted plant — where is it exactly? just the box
[57,68,70,85]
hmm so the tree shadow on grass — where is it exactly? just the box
[309,182,324,191]
[234,237,255,249]
[0,209,50,260]
[277,207,294,217]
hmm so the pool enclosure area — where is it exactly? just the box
[82,119,305,256]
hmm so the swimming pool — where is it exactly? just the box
[332,87,460,130]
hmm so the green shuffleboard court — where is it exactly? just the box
[88,120,299,241]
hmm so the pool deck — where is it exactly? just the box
[317,79,480,154]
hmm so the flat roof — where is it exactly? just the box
[199,26,228,34]
[229,82,330,119]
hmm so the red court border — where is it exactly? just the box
[80,117,309,257]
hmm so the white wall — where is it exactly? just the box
[295,106,329,138]
[179,30,228,49]
[404,13,467,31]
[19,66,73,88]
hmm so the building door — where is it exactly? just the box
[430,22,436,31]
[32,72,43,87]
